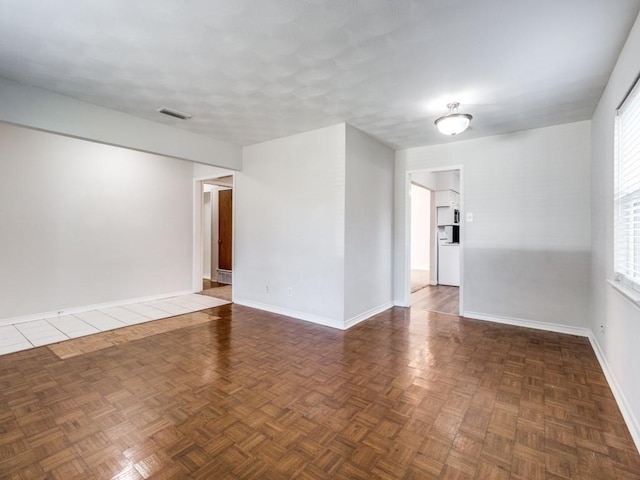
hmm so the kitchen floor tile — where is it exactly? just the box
[98,306,149,325]
[47,315,100,337]
[0,342,33,355]
[30,333,70,347]
[15,320,65,342]
[0,293,226,357]
[0,325,29,346]
[122,303,169,320]
[73,310,128,331]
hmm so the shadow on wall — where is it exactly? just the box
[463,247,591,328]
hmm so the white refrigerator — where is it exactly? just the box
[438,228,460,287]
[438,244,459,286]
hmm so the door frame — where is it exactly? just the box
[403,166,464,314]
[192,173,235,293]
[409,181,437,287]
[217,188,233,272]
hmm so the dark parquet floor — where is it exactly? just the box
[0,304,639,479]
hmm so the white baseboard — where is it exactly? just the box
[233,299,393,331]
[232,298,345,330]
[393,300,411,308]
[0,289,194,327]
[463,311,591,337]
[344,302,393,330]
[588,333,640,453]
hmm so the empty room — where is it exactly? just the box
[1,1,640,479]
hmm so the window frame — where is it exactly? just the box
[614,73,640,294]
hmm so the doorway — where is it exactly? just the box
[199,176,233,302]
[407,168,462,316]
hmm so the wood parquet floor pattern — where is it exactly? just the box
[0,304,639,479]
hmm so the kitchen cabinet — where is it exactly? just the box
[435,189,460,208]
[438,244,460,286]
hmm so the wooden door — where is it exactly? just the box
[218,189,233,271]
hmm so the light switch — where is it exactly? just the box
[466,212,474,222]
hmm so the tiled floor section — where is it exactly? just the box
[49,311,220,360]
[0,294,229,356]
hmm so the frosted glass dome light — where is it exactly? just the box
[435,102,472,136]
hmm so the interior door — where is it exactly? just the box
[218,189,233,271]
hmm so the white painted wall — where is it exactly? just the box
[395,121,592,331]
[590,12,640,448]
[434,170,461,192]
[234,123,393,328]
[0,77,242,170]
[193,163,234,180]
[411,171,436,190]
[0,123,193,321]
[411,184,431,271]
[234,124,347,328]
[344,125,394,324]
[412,170,459,192]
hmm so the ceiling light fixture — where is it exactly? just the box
[157,107,192,120]
[434,102,472,136]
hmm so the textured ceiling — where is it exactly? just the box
[0,0,638,149]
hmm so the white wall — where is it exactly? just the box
[234,123,393,328]
[591,12,640,448]
[194,163,234,180]
[234,124,347,328]
[395,121,592,331]
[344,125,394,324]
[411,171,436,190]
[0,123,194,321]
[0,77,242,170]
[411,184,431,270]
[412,170,460,192]
[434,170,461,192]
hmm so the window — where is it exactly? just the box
[614,75,640,291]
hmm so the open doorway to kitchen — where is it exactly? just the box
[199,175,233,303]
[408,168,461,316]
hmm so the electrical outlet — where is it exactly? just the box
[265,285,269,293]
[287,287,293,296]
[600,324,606,334]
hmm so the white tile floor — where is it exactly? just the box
[0,294,229,356]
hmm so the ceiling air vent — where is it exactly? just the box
[157,107,192,120]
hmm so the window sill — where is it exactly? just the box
[607,279,640,308]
